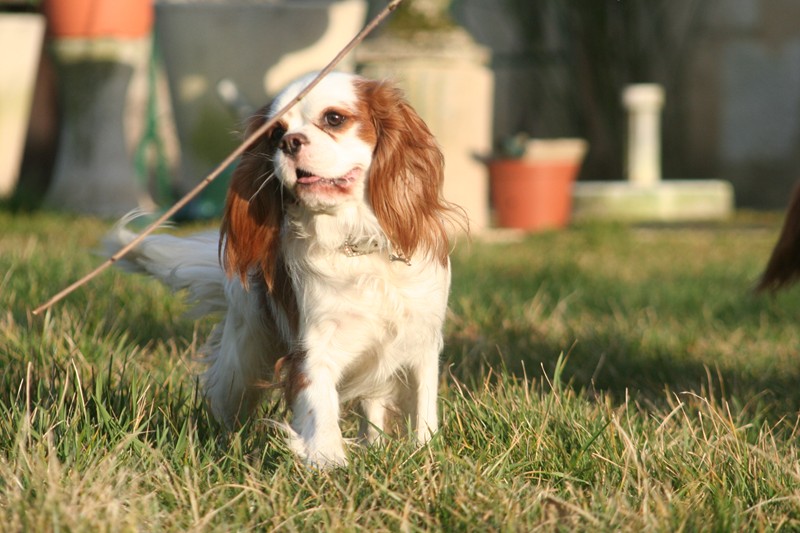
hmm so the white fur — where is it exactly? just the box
[104,217,284,428]
[105,73,452,468]
[281,202,450,466]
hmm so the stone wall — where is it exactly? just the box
[446,0,800,208]
[685,0,800,207]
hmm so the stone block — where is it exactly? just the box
[572,180,735,222]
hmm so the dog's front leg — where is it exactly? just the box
[414,353,440,445]
[289,363,347,468]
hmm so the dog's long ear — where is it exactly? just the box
[757,181,800,292]
[220,107,284,290]
[358,79,464,266]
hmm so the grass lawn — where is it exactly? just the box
[1,209,799,531]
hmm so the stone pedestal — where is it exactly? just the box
[44,38,152,215]
[573,180,734,222]
[573,83,734,222]
[357,29,493,232]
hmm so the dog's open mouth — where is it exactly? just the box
[296,168,359,188]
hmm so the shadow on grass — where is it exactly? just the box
[0,346,290,471]
[444,327,800,419]
[10,213,796,441]
[90,227,800,425]
[443,238,800,422]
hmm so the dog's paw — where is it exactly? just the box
[280,422,348,469]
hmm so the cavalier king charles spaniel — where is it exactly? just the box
[105,72,464,467]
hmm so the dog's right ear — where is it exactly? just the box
[220,107,285,291]
[757,181,800,292]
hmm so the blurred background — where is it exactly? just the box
[456,0,800,206]
[1,0,798,226]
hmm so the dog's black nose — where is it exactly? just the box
[280,133,309,156]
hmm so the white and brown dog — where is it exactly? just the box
[106,72,464,467]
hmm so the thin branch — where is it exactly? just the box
[32,0,404,317]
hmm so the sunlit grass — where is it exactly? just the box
[1,210,799,530]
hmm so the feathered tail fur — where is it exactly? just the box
[103,214,227,318]
[103,214,286,428]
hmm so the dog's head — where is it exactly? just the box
[269,72,376,212]
[220,72,461,289]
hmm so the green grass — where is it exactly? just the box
[2,210,800,531]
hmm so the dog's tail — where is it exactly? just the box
[757,182,800,292]
[102,212,227,317]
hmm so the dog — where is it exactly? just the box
[758,182,800,292]
[105,72,464,467]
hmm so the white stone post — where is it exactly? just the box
[623,84,664,188]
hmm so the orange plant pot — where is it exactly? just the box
[489,159,580,231]
[43,0,153,38]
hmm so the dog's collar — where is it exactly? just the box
[339,238,411,265]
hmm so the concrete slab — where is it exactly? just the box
[572,180,735,222]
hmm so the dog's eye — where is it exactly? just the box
[269,125,286,145]
[324,111,346,128]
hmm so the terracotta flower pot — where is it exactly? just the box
[43,0,153,38]
[489,138,587,231]
[489,159,580,231]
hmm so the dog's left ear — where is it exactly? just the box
[358,80,460,265]
[220,107,284,290]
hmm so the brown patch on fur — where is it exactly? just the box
[353,98,378,147]
[757,181,800,292]
[220,106,299,337]
[355,79,468,266]
[274,351,309,404]
[318,106,358,137]
[270,257,299,335]
[220,105,285,291]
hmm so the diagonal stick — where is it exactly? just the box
[32,0,404,317]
